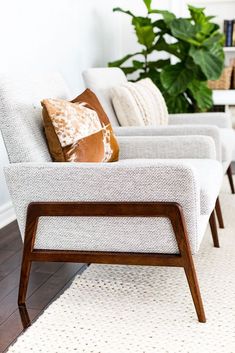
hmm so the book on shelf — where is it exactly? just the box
[224,19,235,47]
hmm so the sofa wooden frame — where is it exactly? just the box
[18,200,222,323]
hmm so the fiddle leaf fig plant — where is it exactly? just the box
[108,1,225,113]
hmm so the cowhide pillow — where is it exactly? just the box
[41,89,119,162]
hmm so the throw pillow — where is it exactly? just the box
[41,89,119,162]
[110,78,168,127]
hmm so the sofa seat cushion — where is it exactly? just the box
[182,159,223,215]
[220,128,235,163]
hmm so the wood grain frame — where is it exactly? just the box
[227,163,235,194]
[18,201,206,323]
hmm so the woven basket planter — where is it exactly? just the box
[231,59,235,89]
[208,67,233,90]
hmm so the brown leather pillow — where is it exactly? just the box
[41,89,119,162]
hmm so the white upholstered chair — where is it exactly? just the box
[83,68,235,197]
[0,73,224,323]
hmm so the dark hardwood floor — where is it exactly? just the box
[0,221,86,352]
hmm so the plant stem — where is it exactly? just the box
[144,52,148,73]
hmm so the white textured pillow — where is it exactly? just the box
[110,78,168,127]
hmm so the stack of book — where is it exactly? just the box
[224,20,235,47]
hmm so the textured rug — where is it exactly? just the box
[7,177,235,353]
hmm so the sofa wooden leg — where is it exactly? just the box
[170,206,206,323]
[227,164,235,194]
[18,207,38,307]
[209,210,220,248]
[215,197,224,229]
[18,255,32,307]
[184,266,206,323]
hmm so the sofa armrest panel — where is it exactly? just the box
[4,160,200,251]
[114,125,221,161]
[169,112,232,129]
[118,136,216,160]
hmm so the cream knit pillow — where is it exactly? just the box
[110,78,168,127]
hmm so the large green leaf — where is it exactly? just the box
[108,52,141,68]
[160,63,194,96]
[188,80,213,111]
[132,16,152,27]
[148,59,171,69]
[185,57,207,81]
[143,0,152,11]
[188,5,206,25]
[189,44,224,80]
[120,67,139,75]
[132,17,155,48]
[164,93,191,113]
[152,19,168,31]
[149,9,175,25]
[132,60,145,69]
[139,68,163,88]
[154,37,182,59]
[113,7,135,17]
[170,18,201,46]
[203,33,225,48]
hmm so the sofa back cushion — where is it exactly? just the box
[41,89,119,162]
[111,78,169,127]
[82,68,127,126]
[0,72,71,163]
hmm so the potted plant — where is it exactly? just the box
[108,1,225,113]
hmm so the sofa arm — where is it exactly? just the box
[4,160,200,252]
[118,136,216,160]
[169,112,232,129]
[114,125,222,161]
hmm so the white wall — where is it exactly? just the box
[0,0,123,228]
[0,0,170,228]
[0,0,231,228]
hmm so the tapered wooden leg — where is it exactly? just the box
[227,164,235,194]
[18,207,38,306]
[19,304,31,329]
[171,206,206,323]
[215,197,224,229]
[209,210,220,248]
[184,265,206,323]
[18,256,32,306]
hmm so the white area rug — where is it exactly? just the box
[7,178,235,353]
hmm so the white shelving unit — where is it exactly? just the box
[213,47,235,107]
[224,47,235,53]
[213,90,235,106]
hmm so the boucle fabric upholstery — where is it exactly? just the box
[118,136,216,160]
[110,78,168,127]
[169,112,232,129]
[82,68,127,126]
[220,129,235,163]
[117,136,221,215]
[0,73,71,163]
[4,159,202,254]
[115,125,222,162]
[169,115,235,163]
[178,159,223,215]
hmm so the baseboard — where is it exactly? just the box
[0,201,16,229]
